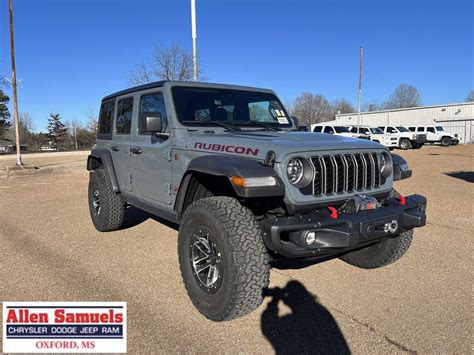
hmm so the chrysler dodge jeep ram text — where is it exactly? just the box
[87,81,427,321]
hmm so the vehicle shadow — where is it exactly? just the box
[121,206,179,231]
[261,280,350,354]
[445,171,474,183]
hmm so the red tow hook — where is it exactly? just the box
[328,206,338,219]
[398,195,406,205]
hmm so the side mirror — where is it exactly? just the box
[291,116,300,129]
[140,112,162,134]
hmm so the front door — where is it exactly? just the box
[425,127,437,141]
[131,91,172,205]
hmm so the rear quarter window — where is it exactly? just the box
[97,100,115,140]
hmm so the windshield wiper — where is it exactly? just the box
[238,121,283,131]
[183,120,241,131]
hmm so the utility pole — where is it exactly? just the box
[357,47,363,133]
[74,126,78,150]
[191,0,198,81]
[8,0,22,166]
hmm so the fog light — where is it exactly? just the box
[305,231,317,245]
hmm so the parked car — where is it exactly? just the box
[347,125,399,148]
[407,126,459,146]
[39,146,58,152]
[311,124,367,139]
[378,126,427,150]
[87,81,427,321]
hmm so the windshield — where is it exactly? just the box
[172,87,292,129]
[396,126,410,132]
[436,126,444,131]
[334,126,350,133]
[370,127,384,134]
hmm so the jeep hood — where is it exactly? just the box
[186,131,385,162]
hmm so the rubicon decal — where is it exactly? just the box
[194,142,259,156]
[3,302,127,353]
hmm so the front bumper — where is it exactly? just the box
[261,194,427,258]
[412,137,427,144]
[383,140,399,147]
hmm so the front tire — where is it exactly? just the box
[178,197,270,321]
[399,139,412,150]
[339,230,413,269]
[339,188,413,269]
[88,167,126,232]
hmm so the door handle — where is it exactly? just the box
[130,147,142,155]
[111,145,120,152]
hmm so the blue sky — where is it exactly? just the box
[0,0,472,132]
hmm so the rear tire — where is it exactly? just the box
[440,136,452,146]
[399,139,412,150]
[88,167,126,232]
[178,196,270,321]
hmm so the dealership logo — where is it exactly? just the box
[3,302,126,353]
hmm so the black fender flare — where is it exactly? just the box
[391,153,412,181]
[87,148,120,192]
[176,154,285,202]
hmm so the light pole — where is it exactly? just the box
[8,0,22,166]
[356,47,363,133]
[191,0,198,81]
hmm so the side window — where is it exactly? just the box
[313,126,322,132]
[323,126,334,134]
[98,100,114,139]
[387,127,396,133]
[116,97,133,134]
[427,127,435,133]
[140,92,168,134]
[408,127,415,132]
[418,127,425,132]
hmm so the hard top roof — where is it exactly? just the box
[102,81,275,101]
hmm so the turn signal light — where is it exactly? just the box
[229,176,277,188]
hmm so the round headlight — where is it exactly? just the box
[286,158,313,188]
[380,152,393,178]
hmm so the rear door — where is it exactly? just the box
[131,91,173,204]
[112,96,135,192]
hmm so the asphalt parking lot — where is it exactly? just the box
[1,145,472,353]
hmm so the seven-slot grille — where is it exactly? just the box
[310,153,384,196]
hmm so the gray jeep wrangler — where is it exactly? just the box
[87,81,427,321]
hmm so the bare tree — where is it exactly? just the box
[5,111,34,143]
[333,99,355,116]
[292,92,332,125]
[128,43,205,85]
[85,106,98,134]
[383,84,422,109]
[361,101,381,112]
[65,118,82,150]
[464,90,474,102]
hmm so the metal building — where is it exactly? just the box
[331,102,474,143]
